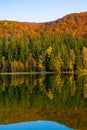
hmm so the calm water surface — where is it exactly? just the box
[0,121,71,130]
[0,74,87,129]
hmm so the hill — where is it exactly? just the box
[0,12,87,73]
[44,12,87,38]
[0,12,87,38]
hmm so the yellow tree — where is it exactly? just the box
[83,47,87,69]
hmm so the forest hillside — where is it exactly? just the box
[0,12,87,73]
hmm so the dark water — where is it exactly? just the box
[0,74,87,129]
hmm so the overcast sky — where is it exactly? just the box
[0,0,87,22]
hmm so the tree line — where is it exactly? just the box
[0,33,87,73]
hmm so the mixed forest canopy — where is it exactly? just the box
[0,12,87,73]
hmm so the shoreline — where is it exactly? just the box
[0,71,57,75]
[0,70,87,75]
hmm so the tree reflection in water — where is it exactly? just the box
[0,74,87,129]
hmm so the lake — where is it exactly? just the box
[0,73,87,129]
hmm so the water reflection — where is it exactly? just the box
[0,121,71,130]
[0,74,87,129]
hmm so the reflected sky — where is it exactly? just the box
[0,121,72,130]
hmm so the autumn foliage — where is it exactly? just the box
[0,12,87,72]
[0,12,87,38]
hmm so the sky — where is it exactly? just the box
[0,0,87,22]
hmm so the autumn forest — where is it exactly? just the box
[0,12,87,73]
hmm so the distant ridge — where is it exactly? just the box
[0,12,87,38]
